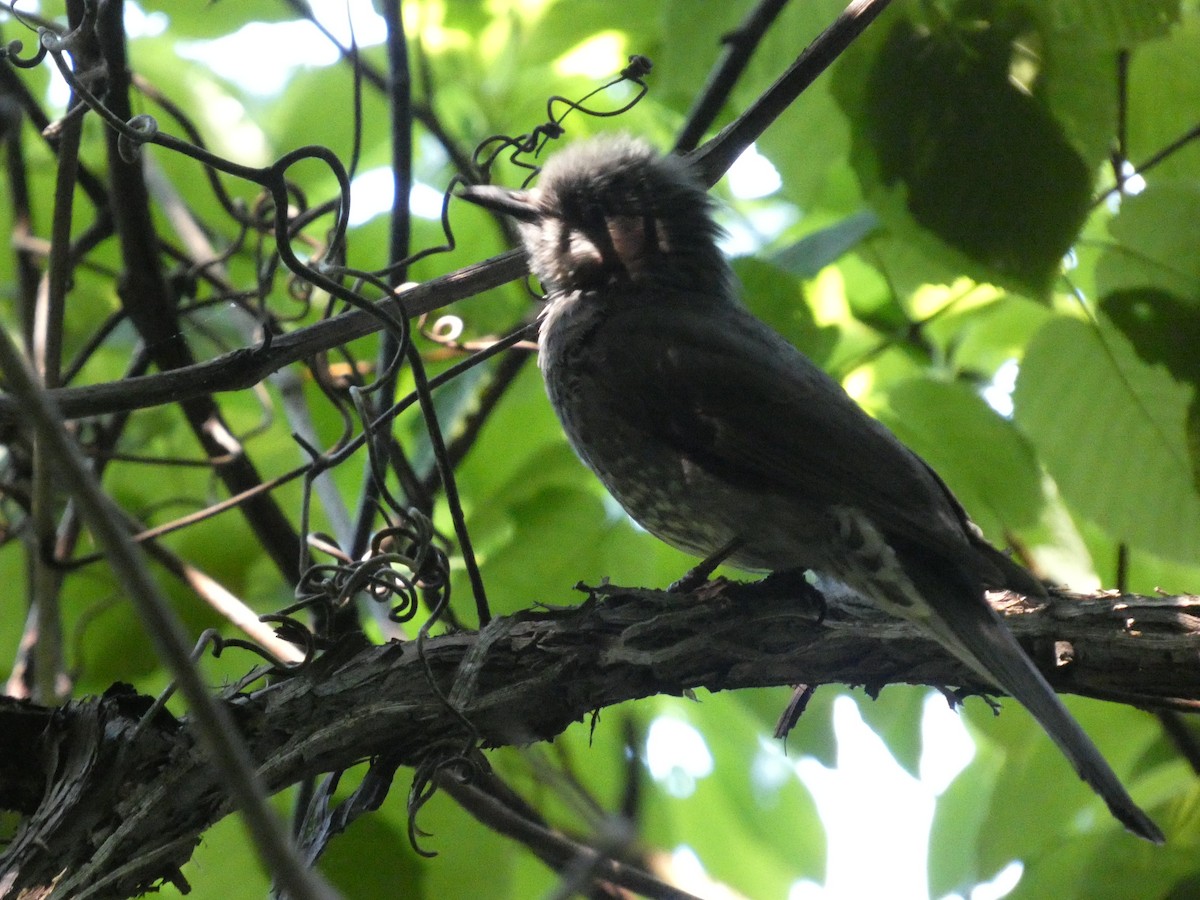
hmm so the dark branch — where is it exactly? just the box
[689,0,894,186]
[674,0,790,153]
[0,250,529,424]
[1,583,1193,898]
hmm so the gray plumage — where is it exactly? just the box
[460,135,1162,843]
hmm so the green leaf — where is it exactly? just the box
[641,694,826,895]
[849,12,1093,294]
[1097,184,1200,299]
[853,687,926,778]
[1004,740,1190,900]
[936,293,1055,378]
[454,363,569,502]
[928,716,1005,897]
[1048,0,1179,46]
[770,211,879,280]
[731,256,840,367]
[1014,316,1200,563]
[1099,290,1200,492]
[1127,16,1200,182]
[1036,35,1117,172]
[877,378,1045,539]
[138,1,295,38]
[969,696,1162,874]
[1100,289,1200,385]
[167,800,273,899]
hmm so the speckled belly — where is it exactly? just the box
[543,362,832,573]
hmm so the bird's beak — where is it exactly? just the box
[457,184,542,224]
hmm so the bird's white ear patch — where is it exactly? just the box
[562,225,604,282]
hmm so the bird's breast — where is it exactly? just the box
[536,292,823,566]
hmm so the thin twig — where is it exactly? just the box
[688,0,894,186]
[0,250,530,424]
[442,775,698,900]
[674,0,791,153]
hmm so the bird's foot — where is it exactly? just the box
[668,538,742,594]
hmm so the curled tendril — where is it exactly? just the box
[422,314,465,345]
[200,622,313,674]
[365,55,653,294]
[407,749,487,857]
[117,113,159,163]
[469,54,654,190]
[337,554,421,621]
[542,53,653,131]
[4,37,47,68]
[375,506,437,567]
[133,623,313,740]
[288,564,344,621]
[287,268,316,305]
[36,28,65,54]
[283,506,446,636]
[257,614,318,668]
[37,22,79,55]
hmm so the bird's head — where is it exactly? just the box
[459,135,730,297]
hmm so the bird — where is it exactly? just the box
[459,134,1163,843]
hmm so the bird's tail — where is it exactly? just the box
[921,575,1164,844]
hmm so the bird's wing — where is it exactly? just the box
[587,299,973,562]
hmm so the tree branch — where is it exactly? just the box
[1,583,1192,898]
[0,249,528,424]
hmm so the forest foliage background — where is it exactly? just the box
[1,0,1199,898]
